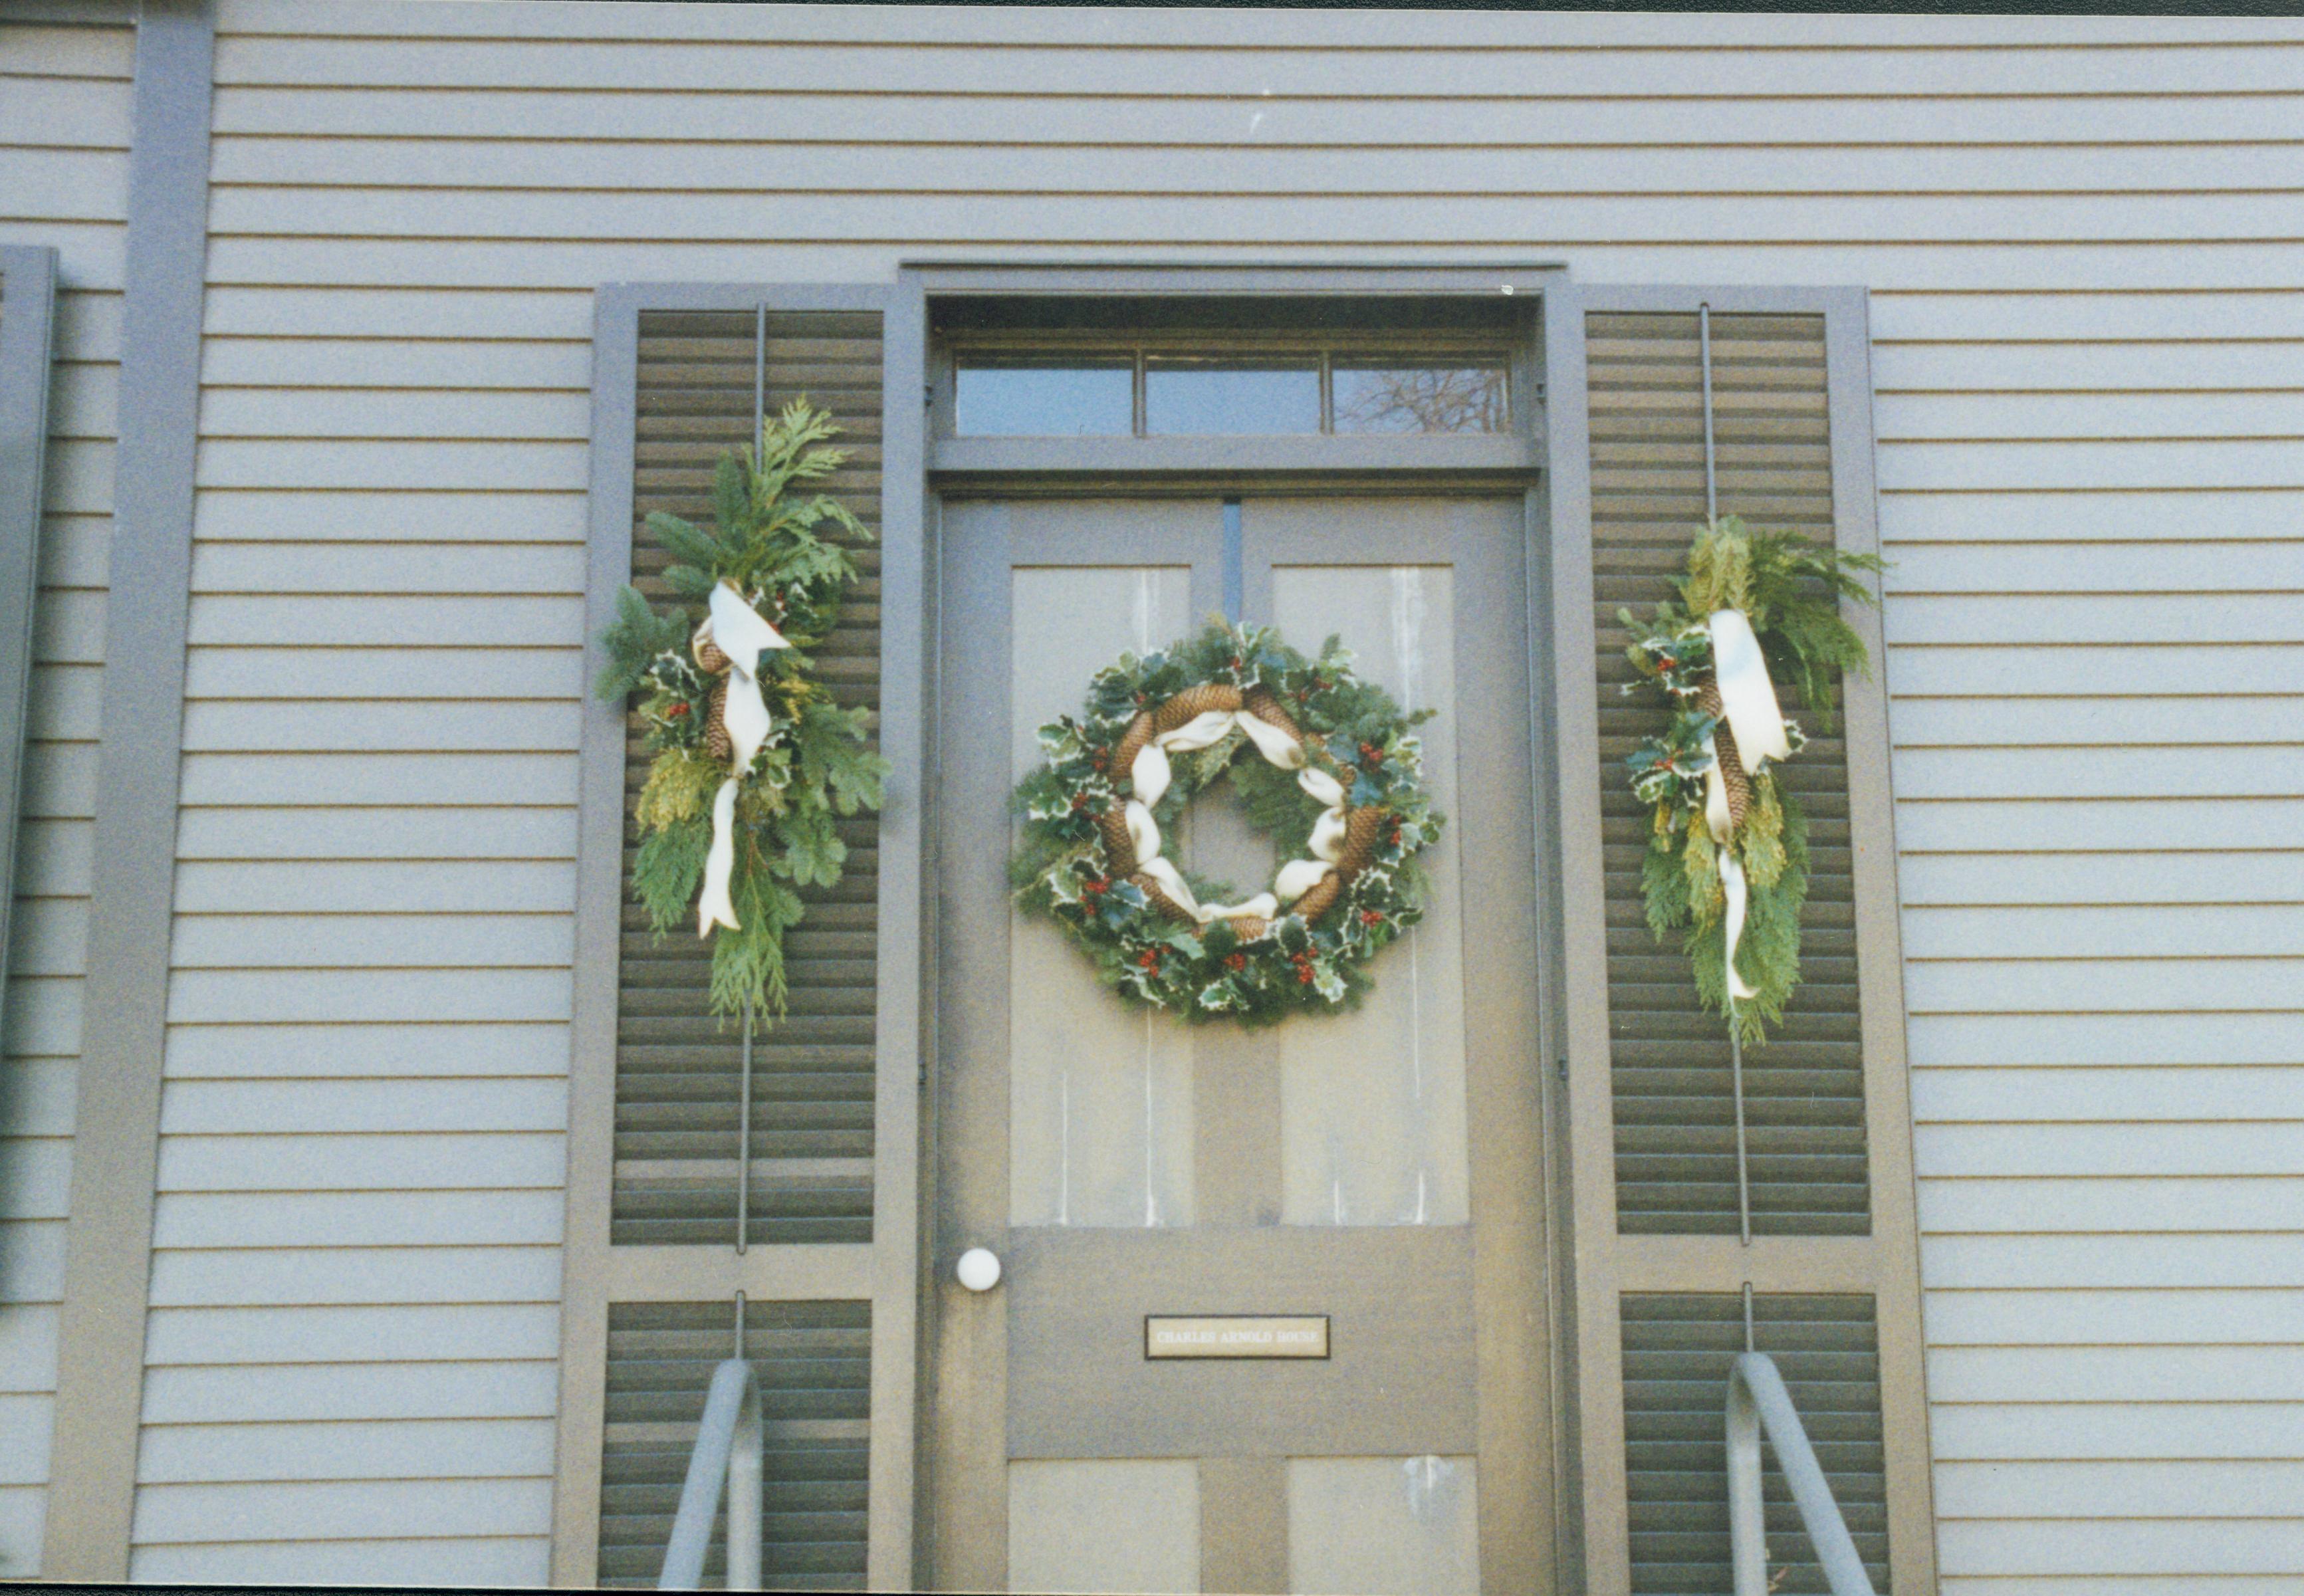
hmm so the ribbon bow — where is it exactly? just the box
[1702,608,1789,1003]
[697,582,792,935]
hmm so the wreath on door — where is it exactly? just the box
[1011,620,1442,1023]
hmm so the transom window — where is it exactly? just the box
[955,348,1510,437]
[937,297,1524,441]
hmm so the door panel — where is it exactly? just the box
[1008,562,1201,1229]
[935,495,1550,1593]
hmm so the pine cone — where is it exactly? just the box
[1335,807,1387,880]
[1292,873,1343,925]
[1240,685,1304,744]
[705,680,733,762]
[1696,680,1750,831]
[1097,806,1137,874]
[1132,871,1198,925]
[1226,915,1271,943]
[1153,683,1242,733]
[1111,712,1156,787]
[695,636,732,676]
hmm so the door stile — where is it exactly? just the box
[930,501,1226,1589]
[1240,500,1555,1589]
[1538,279,1639,1596]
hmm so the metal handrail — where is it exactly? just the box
[1727,1352,1877,1596]
[658,1357,763,1590]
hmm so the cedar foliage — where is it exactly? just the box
[1623,516,1881,1044]
[597,401,889,1018]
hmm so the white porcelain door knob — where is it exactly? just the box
[955,1247,1002,1292]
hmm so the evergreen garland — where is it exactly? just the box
[1622,516,1884,1044]
[596,401,889,1018]
[1011,621,1442,1024]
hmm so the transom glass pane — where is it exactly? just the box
[1333,363,1509,434]
[1144,357,1320,435]
[955,360,1133,436]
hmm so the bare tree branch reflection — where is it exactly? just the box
[1333,366,1508,434]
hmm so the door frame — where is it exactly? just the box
[907,261,1580,1591]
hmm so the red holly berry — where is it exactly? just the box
[1070,794,1088,810]
[1083,877,1108,896]
[667,703,690,718]
[1296,965,1316,984]
[1359,741,1383,764]
[1361,909,1383,925]
[1224,953,1246,972]
[1138,949,1163,970]
[1229,657,1243,672]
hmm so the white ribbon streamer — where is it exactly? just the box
[706,581,790,772]
[698,778,741,935]
[1118,700,1343,931]
[1707,608,1790,772]
[1719,850,1758,1001]
[695,584,792,937]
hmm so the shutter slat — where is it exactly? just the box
[612,309,884,1250]
[1587,310,1872,1238]
[598,1301,870,1591]
[1621,1293,1891,1595]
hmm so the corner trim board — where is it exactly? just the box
[44,1,216,1580]
[0,246,58,1020]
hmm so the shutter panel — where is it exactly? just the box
[557,282,925,1590]
[1589,310,1868,1236]
[615,308,885,1247]
[598,1300,872,1589]
[1621,1294,1888,1595]
[1544,285,1934,1595]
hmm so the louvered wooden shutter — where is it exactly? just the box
[556,283,925,1589]
[1543,285,1934,1595]
[616,308,885,1247]
[598,1301,871,1589]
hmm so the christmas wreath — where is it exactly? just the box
[596,401,889,1018]
[1621,516,1883,1044]
[1011,621,1442,1024]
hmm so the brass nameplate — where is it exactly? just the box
[1145,1315,1329,1360]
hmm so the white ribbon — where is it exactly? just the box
[1720,850,1758,1002]
[705,581,790,772]
[698,778,741,935]
[1708,608,1789,772]
[694,584,792,937]
[1702,609,1788,1008]
[1119,701,1342,929]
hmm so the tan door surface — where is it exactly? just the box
[933,497,1552,1594]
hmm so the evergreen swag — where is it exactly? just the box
[1622,516,1884,1044]
[1011,620,1442,1024]
[596,401,889,1019]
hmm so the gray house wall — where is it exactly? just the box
[0,7,134,1570]
[2,1,2301,1587]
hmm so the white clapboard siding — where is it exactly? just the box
[0,8,133,1575]
[0,0,2255,1582]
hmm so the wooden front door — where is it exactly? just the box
[931,495,1554,1593]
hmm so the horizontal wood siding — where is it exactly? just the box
[0,11,132,1576]
[36,0,2287,1581]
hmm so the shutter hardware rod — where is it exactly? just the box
[735,303,768,1260]
[1701,301,1756,1250]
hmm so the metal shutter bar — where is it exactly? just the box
[657,1356,765,1590]
[1728,1354,1876,1596]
